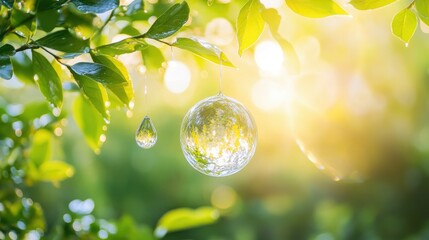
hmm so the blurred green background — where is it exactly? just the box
[3,0,429,239]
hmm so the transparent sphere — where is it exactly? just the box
[180,94,257,177]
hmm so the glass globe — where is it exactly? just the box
[180,93,257,177]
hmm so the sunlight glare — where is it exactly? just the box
[254,40,284,75]
[164,61,191,94]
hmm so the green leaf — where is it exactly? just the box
[70,62,128,85]
[10,7,36,39]
[416,0,429,26]
[72,95,107,153]
[71,0,119,13]
[32,50,63,109]
[29,129,53,167]
[69,73,109,121]
[36,0,67,11]
[237,0,265,56]
[95,38,148,56]
[154,207,220,238]
[143,1,190,40]
[36,161,75,182]
[60,6,100,39]
[11,51,35,84]
[141,44,165,71]
[113,216,156,240]
[261,8,300,73]
[173,37,235,67]
[0,44,14,80]
[349,0,397,10]
[1,0,13,8]
[285,0,348,18]
[392,8,418,44]
[37,9,60,32]
[90,53,134,108]
[35,30,90,55]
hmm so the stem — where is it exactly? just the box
[93,9,115,38]
[407,0,415,9]
[40,46,69,67]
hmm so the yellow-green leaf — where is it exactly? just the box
[154,207,220,238]
[72,95,107,154]
[237,0,265,56]
[173,37,235,67]
[37,161,74,182]
[349,0,397,10]
[29,130,53,167]
[90,53,134,108]
[392,8,418,44]
[285,0,348,18]
[416,0,429,26]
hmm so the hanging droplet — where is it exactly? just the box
[135,116,157,149]
[180,94,257,177]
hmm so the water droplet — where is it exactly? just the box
[135,116,157,149]
[128,101,135,110]
[126,110,133,118]
[105,101,111,108]
[207,0,214,6]
[54,127,63,136]
[180,94,257,177]
[99,134,107,143]
[52,107,61,117]
[405,42,409,48]
[33,74,39,81]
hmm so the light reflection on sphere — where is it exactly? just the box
[180,94,258,177]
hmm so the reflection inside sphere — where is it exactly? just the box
[180,94,257,177]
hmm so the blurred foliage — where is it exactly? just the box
[2,0,429,239]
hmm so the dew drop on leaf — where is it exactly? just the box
[135,116,157,149]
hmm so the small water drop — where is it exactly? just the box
[135,116,157,149]
[105,101,111,108]
[104,117,110,124]
[33,74,39,81]
[52,107,61,117]
[405,42,409,48]
[126,110,133,118]
[128,101,135,110]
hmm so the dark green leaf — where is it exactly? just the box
[72,94,107,153]
[1,0,13,8]
[71,0,119,13]
[90,53,134,108]
[36,9,60,32]
[29,129,53,167]
[143,1,189,39]
[35,30,90,55]
[37,0,68,11]
[11,51,35,84]
[0,44,14,80]
[285,0,348,18]
[392,8,418,44]
[95,38,147,55]
[32,50,63,109]
[349,0,397,10]
[261,8,300,73]
[237,0,265,56]
[141,44,165,70]
[70,62,128,85]
[173,37,234,67]
[155,207,220,238]
[60,6,100,39]
[10,7,36,39]
[69,67,109,120]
